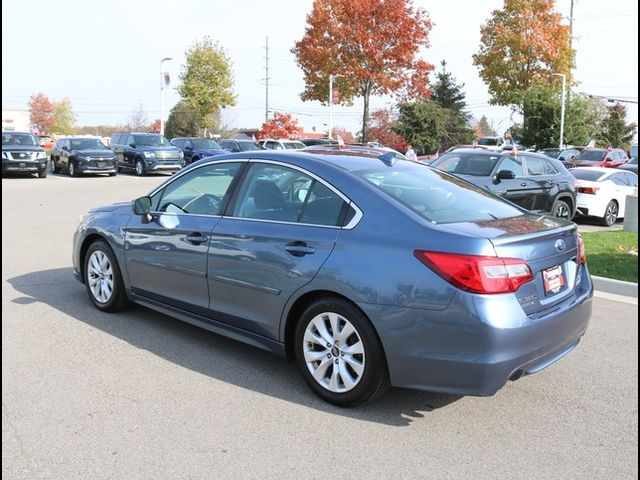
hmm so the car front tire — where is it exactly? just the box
[135,159,146,176]
[83,240,130,312]
[294,297,390,407]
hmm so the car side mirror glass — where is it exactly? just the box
[185,145,192,150]
[496,169,516,180]
[132,196,152,215]
[129,143,136,148]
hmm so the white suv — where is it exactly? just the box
[258,139,307,150]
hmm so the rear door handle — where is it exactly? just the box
[285,242,316,256]
[520,182,528,187]
[186,232,208,245]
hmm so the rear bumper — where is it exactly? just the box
[360,267,593,396]
[576,193,607,218]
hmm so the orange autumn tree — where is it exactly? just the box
[292,0,433,142]
[257,112,302,139]
[473,0,573,107]
[368,109,407,153]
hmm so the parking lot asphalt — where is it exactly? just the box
[2,173,638,480]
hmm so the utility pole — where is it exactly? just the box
[569,0,575,54]
[264,36,270,123]
[552,73,567,149]
[328,74,334,140]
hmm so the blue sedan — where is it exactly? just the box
[73,150,593,406]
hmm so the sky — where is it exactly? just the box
[2,0,638,137]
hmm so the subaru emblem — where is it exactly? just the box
[555,239,566,252]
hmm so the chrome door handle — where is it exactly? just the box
[285,242,316,256]
[186,233,208,245]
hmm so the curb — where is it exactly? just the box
[592,275,638,298]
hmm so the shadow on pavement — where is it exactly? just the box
[8,267,461,426]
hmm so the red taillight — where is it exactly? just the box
[414,251,534,294]
[577,235,587,265]
[577,186,599,194]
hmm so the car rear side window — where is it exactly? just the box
[357,164,524,224]
[232,164,347,226]
[525,156,557,175]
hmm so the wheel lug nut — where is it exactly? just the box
[326,343,331,348]
[334,359,339,364]
[327,353,331,358]
[341,352,345,356]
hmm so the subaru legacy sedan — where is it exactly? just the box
[73,151,593,406]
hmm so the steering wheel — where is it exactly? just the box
[182,193,222,215]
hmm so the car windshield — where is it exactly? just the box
[577,150,606,162]
[2,133,39,146]
[133,134,169,146]
[69,138,107,150]
[558,149,579,160]
[543,149,560,158]
[192,139,221,149]
[356,163,523,224]
[283,141,306,150]
[432,152,501,176]
[237,141,260,151]
[570,169,606,182]
[478,137,499,146]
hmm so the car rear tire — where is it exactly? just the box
[83,240,130,312]
[135,160,146,176]
[294,297,390,407]
[51,157,57,173]
[551,198,571,220]
[601,200,619,226]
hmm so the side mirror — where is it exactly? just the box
[605,157,613,162]
[495,169,516,180]
[232,147,240,152]
[184,145,193,151]
[132,196,152,222]
[129,143,136,148]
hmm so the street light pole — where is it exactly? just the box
[328,74,334,140]
[552,73,567,149]
[160,57,172,136]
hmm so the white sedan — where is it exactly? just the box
[571,167,638,226]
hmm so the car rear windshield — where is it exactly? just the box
[283,141,306,150]
[192,139,222,149]
[577,150,605,162]
[70,138,107,150]
[2,133,39,146]
[356,163,524,224]
[478,137,499,146]
[133,134,169,146]
[570,169,606,181]
[432,152,501,176]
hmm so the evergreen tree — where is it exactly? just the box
[430,60,470,122]
[597,103,637,149]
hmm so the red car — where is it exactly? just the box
[565,148,629,169]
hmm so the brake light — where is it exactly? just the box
[414,251,534,294]
[577,235,587,265]
[577,186,599,194]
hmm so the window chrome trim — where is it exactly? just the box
[146,157,363,229]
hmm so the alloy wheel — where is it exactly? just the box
[87,250,114,303]
[605,201,618,226]
[303,312,365,393]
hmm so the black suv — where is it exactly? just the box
[430,149,577,219]
[169,137,227,166]
[2,131,48,178]
[110,132,183,175]
[51,137,117,176]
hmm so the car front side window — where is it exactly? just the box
[153,162,243,216]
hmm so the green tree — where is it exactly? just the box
[164,100,200,139]
[473,0,573,108]
[563,95,607,147]
[597,103,637,149]
[394,101,449,153]
[178,37,236,132]
[51,98,76,135]
[430,60,470,122]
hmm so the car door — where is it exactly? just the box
[522,154,560,211]
[182,139,194,163]
[124,161,245,314]
[209,161,348,340]
[608,172,634,214]
[123,134,137,169]
[490,155,536,209]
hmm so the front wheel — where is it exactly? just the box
[51,157,57,173]
[83,240,130,312]
[69,162,78,177]
[601,200,619,226]
[135,159,146,176]
[294,298,390,407]
[38,169,47,178]
[551,198,571,220]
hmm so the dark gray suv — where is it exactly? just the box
[110,132,183,175]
